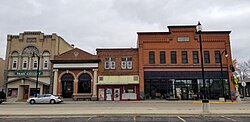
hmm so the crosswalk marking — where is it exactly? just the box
[177,116,187,122]
[221,116,237,121]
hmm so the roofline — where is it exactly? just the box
[96,48,138,50]
[50,59,101,63]
[201,31,231,34]
[137,32,170,34]
[167,25,197,28]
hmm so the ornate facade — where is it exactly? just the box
[4,32,73,101]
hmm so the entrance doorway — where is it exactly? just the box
[61,73,74,98]
[181,87,188,100]
[23,85,29,99]
[106,88,112,101]
[114,88,120,101]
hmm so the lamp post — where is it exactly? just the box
[197,21,209,113]
[219,50,228,102]
[32,52,40,96]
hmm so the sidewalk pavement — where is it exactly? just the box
[4,99,250,104]
[1,100,250,116]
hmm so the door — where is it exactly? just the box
[114,88,120,101]
[23,85,29,99]
[98,88,104,101]
[181,87,188,100]
[62,81,73,98]
[106,88,112,101]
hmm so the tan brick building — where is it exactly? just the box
[96,48,139,101]
[4,32,73,101]
[51,48,100,100]
[137,25,234,100]
[0,58,5,91]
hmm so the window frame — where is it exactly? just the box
[192,51,199,64]
[204,51,210,64]
[182,51,188,64]
[149,51,155,64]
[160,51,166,64]
[215,51,221,64]
[171,51,177,64]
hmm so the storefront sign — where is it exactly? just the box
[15,71,43,76]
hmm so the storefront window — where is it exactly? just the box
[8,88,18,97]
[123,86,135,93]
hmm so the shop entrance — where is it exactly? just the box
[61,73,74,98]
[22,85,29,99]
[106,88,112,101]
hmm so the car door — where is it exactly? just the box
[36,94,44,103]
[43,94,51,103]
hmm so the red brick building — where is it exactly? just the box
[137,25,234,100]
[96,48,139,101]
[51,48,100,100]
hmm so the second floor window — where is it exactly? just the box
[23,60,27,69]
[204,51,210,64]
[12,60,17,69]
[104,57,115,69]
[121,57,133,69]
[33,60,38,69]
[215,51,221,64]
[171,51,177,64]
[44,60,48,69]
[182,51,188,64]
[192,51,199,64]
[149,51,155,64]
[160,51,166,64]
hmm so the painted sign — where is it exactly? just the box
[15,71,43,76]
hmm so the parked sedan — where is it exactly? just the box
[27,94,63,104]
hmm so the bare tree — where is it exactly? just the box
[237,59,250,79]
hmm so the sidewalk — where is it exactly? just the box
[1,99,250,116]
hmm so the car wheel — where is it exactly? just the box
[50,99,56,104]
[30,99,35,104]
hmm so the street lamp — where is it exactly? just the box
[220,50,228,102]
[197,21,209,113]
[32,52,40,97]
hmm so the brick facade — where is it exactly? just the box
[96,48,139,101]
[138,25,234,100]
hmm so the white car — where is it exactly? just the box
[27,94,63,104]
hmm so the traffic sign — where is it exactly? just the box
[241,81,246,87]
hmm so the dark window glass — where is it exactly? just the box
[160,51,166,64]
[78,73,91,93]
[182,51,188,64]
[193,51,199,64]
[204,51,210,64]
[171,51,177,64]
[149,51,155,64]
[215,51,221,63]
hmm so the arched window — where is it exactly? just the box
[11,51,19,70]
[42,51,50,69]
[78,73,91,93]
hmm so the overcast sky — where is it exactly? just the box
[1,0,250,63]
